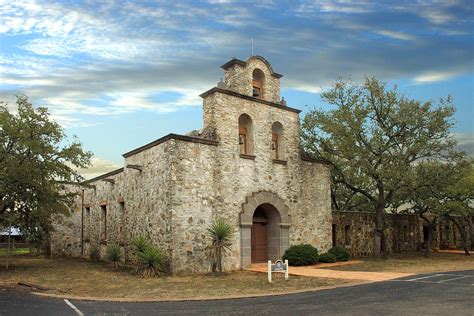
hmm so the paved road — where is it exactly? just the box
[1,270,473,316]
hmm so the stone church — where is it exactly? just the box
[51,56,332,273]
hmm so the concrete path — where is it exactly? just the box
[247,262,413,282]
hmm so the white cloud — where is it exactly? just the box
[75,157,121,180]
[376,30,416,41]
[413,71,459,83]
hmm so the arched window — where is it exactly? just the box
[239,114,253,155]
[271,122,284,160]
[252,68,265,99]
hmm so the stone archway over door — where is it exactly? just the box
[240,191,291,268]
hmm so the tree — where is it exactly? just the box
[0,94,92,251]
[302,78,458,258]
[442,161,474,255]
[405,157,471,257]
[206,218,234,273]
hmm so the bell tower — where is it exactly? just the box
[220,55,283,104]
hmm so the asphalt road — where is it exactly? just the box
[1,270,473,316]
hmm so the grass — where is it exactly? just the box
[0,256,350,300]
[326,252,474,274]
[0,248,30,256]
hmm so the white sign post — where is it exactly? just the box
[268,259,289,283]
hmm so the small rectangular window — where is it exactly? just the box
[85,207,91,240]
[332,224,337,247]
[118,201,125,234]
[100,205,107,242]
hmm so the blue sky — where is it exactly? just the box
[1,0,473,178]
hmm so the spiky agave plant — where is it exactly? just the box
[206,218,234,273]
[132,235,149,254]
[137,244,164,277]
[106,244,123,268]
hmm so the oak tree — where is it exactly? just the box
[0,94,92,250]
[302,78,458,258]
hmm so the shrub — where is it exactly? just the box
[137,244,165,277]
[206,218,234,273]
[106,244,123,268]
[132,235,149,254]
[329,245,350,261]
[283,244,319,266]
[89,245,101,261]
[319,252,337,263]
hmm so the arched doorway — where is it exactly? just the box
[251,204,281,263]
[240,191,291,267]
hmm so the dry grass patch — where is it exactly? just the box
[0,256,350,300]
[328,252,474,274]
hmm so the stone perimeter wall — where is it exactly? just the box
[332,211,467,257]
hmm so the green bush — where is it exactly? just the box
[283,244,319,266]
[106,244,123,268]
[89,245,101,261]
[137,244,165,277]
[132,235,149,254]
[328,245,350,261]
[319,252,337,263]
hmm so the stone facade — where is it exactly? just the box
[51,56,332,274]
[332,211,468,257]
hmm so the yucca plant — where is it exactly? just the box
[132,235,149,254]
[206,218,234,273]
[137,244,164,277]
[106,244,123,268]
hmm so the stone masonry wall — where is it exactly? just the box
[224,56,280,103]
[201,88,331,271]
[51,140,177,263]
[332,211,466,257]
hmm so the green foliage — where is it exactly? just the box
[318,252,337,263]
[89,245,101,261]
[132,235,149,254]
[131,235,167,277]
[0,94,92,248]
[136,244,165,277]
[329,246,350,261]
[106,244,123,268]
[206,218,234,273]
[301,78,459,257]
[283,244,319,266]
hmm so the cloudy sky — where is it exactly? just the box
[1,0,473,178]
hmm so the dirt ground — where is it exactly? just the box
[327,252,474,273]
[1,252,473,300]
[0,255,349,300]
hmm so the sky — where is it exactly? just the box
[1,0,473,179]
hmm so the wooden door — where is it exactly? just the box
[251,223,268,263]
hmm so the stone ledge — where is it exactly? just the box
[272,159,287,165]
[240,154,256,160]
[122,133,219,158]
[200,87,301,114]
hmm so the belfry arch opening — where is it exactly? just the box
[238,114,254,155]
[252,68,265,99]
